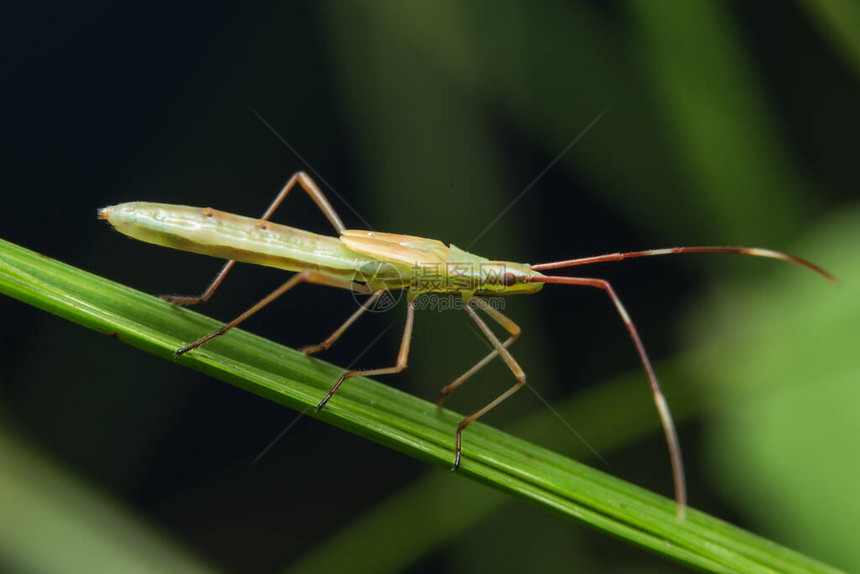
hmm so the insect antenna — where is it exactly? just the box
[530,246,836,282]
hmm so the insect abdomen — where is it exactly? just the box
[98,202,370,278]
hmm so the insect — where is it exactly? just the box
[98,171,835,519]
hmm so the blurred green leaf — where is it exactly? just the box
[628,0,812,243]
[0,429,218,574]
[801,0,860,78]
[687,205,860,572]
[327,1,826,245]
[326,0,702,241]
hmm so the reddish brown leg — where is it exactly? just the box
[300,290,386,355]
[175,271,369,356]
[436,297,521,406]
[452,303,527,470]
[162,172,346,305]
[161,260,237,306]
[532,274,686,519]
[317,298,416,410]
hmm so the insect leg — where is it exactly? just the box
[534,274,686,519]
[300,290,386,355]
[436,297,520,406]
[161,260,237,306]
[276,171,346,233]
[162,172,346,305]
[452,304,527,470]
[174,271,369,355]
[316,298,416,410]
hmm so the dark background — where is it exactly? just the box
[2,2,859,573]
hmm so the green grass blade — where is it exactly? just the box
[0,236,844,574]
[286,365,700,574]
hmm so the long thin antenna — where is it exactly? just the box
[531,246,836,283]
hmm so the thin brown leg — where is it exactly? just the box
[317,298,416,410]
[534,274,686,519]
[162,172,346,305]
[161,260,237,306]
[300,290,386,355]
[452,304,527,470]
[436,297,521,405]
[175,271,369,356]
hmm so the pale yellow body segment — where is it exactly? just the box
[98,202,544,295]
[100,202,408,285]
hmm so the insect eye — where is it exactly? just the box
[502,272,517,287]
